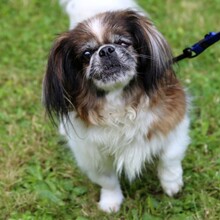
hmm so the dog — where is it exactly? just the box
[43,0,190,213]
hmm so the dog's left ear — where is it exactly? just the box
[124,11,174,93]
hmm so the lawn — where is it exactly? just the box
[0,0,220,219]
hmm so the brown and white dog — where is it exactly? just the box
[43,0,190,213]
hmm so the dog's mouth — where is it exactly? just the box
[89,66,135,91]
[103,63,121,73]
[91,63,122,81]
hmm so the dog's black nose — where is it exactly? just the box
[99,46,115,57]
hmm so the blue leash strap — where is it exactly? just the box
[173,31,220,63]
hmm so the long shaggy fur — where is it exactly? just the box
[43,0,190,213]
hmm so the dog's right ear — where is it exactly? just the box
[42,32,76,123]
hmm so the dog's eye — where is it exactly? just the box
[117,40,131,48]
[83,50,93,60]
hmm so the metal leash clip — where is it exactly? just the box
[173,31,220,63]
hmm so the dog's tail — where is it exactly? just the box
[59,0,141,30]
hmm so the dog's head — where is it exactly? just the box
[43,10,174,123]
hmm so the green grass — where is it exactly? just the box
[0,0,220,219]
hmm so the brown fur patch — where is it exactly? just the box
[148,77,187,137]
[72,80,106,125]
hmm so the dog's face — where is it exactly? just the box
[83,33,137,91]
[62,11,141,92]
[73,15,139,91]
[43,10,173,122]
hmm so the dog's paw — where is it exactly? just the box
[158,162,184,197]
[98,188,124,213]
[161,177,183,197]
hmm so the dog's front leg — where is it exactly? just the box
[87,170,124,213]
[70,142,124,212]
[157,118,190,196]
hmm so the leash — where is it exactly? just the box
[173,31,220,63]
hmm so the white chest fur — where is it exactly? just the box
[60,90,172,180]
